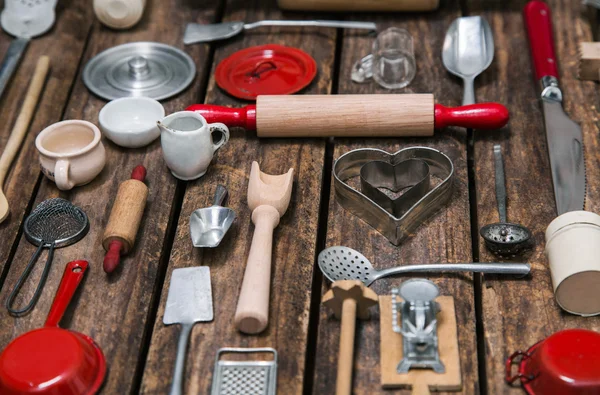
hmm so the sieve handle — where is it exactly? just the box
[45,260,88,327]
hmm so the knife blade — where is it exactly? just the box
[524,0,586,215]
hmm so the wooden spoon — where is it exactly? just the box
[0,56,50,223]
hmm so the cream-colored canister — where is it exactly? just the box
[545,210,600,316]
[93,0,146,30]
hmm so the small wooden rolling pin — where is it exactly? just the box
[186,94,509,137]
[103,165,148,273]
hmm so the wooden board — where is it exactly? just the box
[379,295,461,391]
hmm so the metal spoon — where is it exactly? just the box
[190,185,236,248]
[318,246,530,287]
[480,145,533,256]
[442,16,494,105]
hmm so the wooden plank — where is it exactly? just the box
[470,1,600,393]
[0,2,219,394]
[140,1,336,394]
[312,1,481,393]
[0,0,93,278]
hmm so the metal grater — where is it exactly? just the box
[211,348,277,395]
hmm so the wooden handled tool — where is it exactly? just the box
[186,94,509,137]
[234,162,294,334]
[102,165,148,273]
[0,56,50,223]
[323,280,378,395]
[578,42,600,81]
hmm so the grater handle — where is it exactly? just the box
[169,323,193,395]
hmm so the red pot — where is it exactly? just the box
[506,329,600,394]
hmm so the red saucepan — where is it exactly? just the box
[0,260,106,395]
[506,329,600,394]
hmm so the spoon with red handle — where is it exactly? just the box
[186,94,509,137]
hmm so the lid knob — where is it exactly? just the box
[128,56,150,78]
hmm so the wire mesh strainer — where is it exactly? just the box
[6,198,89,316]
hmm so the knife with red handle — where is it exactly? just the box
[186,94,509,137]
[524,0,585,215]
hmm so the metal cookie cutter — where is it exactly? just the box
[333,147,454,245]
[392,279,444,373]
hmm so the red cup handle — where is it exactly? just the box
[45,260,88,327]
[434,103,509,130]
[524,0,558,80]
[186,104,257,130]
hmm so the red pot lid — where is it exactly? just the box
[215,44,317,100]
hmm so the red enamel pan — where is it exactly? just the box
[0,260,106,395]
[506,329,600,394]
[186,93,509,137]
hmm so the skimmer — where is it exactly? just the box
[318,246,530,286]
[6,198,89,316]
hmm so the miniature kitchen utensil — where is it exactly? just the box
[318,246,531,287]
[380,294,461,392]
[392,279,443,373]
[164,267,214,395]
[353,28,416,89]
[94,0,146,29]
[578,42,600,80]
[0,56,49,223]
[0,0,56,100]
[99,96,165,148]
[210,348,278,395]
[442,16,494,105]
[36,120,106,190]
[480,145,533,256]
[158,111,229,181]
[524,1,586,215]
[215,44,317,100]
[102,165,148,273]
[6,198,89,316]
[545,210,600,316]
[184,20,376,45]
[190,185,235,248]
[322,280,377,395]
[234,162,294,334]
[187,95,509,137]
[83,42,196,101]
[506,329,600,394]
[0,261,106,395]
[277,0,439,11]
[335,147,454,245]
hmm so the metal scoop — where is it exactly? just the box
[190,185,235,248]
[318,246,530,287]
[480,145,533,256]
[442,16,494,105]
[184,20,376,44]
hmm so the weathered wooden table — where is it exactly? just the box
[0,0,598,393]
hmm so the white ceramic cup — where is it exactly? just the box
[545,210,600,316]
[36,120,106,190]
[158,111,229,180]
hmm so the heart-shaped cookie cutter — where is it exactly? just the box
[334,147,454,245]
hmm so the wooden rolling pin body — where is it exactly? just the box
[103,178,148,253]
[277,0,439,11]
[256,94,434,137]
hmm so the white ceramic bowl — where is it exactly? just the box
[99,97,165,148]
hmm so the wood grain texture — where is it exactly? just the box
[312,1,480,393]
[139,0,335,393]
[0,1,219,395]
[469,0,600,393]
[276,0,440,12]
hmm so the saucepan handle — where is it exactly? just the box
[45,260,89,327]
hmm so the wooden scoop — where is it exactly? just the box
[234,161,294,334]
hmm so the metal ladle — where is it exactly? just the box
[480,145,533,256]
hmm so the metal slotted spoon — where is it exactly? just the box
[318,246,530,287]
[6,198,89,316]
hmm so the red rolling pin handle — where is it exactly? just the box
[186,104,257,130]
[103,165,147,274]
[434,103,509,130]
[523,0,559,81]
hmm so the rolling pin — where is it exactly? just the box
[186,94,509,137]
[277,0,439,12]
[103,165,148,273]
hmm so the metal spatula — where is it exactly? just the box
[164,267,213,395]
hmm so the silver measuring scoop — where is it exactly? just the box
[190,185,235,248]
